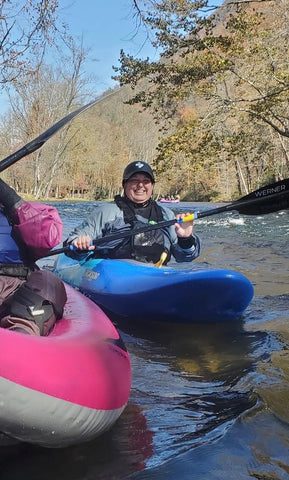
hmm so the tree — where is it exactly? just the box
[0,0,66,86]
[2,39,93,198]
[114,0,289,199]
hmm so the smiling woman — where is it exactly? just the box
[63,160,200,265]
[124,174,154,204]
[122,161,155,204]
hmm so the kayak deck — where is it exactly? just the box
[53,256,254,324]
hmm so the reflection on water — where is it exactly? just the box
[0,404,154,479]
[120,322,273,469]
[3,201,289,479]
[132,409,289,480]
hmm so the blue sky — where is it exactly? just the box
[0,0,157,113]
[59,0,159,94]
[0,0,224,113]
[59,0,223,94]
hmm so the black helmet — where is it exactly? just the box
[122,161,155,185]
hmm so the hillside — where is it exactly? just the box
[2,0,288,202]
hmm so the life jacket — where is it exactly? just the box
[0,209,29,277]
[95,196,172,264]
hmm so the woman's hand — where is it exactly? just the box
[72,235,95,250]
[175,212,194,238]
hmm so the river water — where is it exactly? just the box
[1,201,289,480]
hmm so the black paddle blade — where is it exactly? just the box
[235,179,289,215]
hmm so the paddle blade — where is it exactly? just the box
[235,179,289,215]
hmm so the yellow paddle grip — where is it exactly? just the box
[179,214,196,223]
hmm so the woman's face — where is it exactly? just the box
[124,174,153,203]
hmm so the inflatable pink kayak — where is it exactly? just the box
[159,198,180,203]
[0,282,131,447]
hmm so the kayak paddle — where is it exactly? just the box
[46,177,289,257]
[0,89,120,173]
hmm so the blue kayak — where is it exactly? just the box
[52,254,254,324]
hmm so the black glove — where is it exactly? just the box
[177,235,196,249]
[0,177,22,210]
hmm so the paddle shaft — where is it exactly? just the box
[46,182,289,257]
[0,90,120,173]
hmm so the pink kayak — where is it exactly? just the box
[0,282,131,448]
[159,198,180,203]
